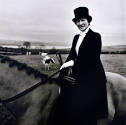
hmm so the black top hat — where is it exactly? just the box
[72,7,92,23]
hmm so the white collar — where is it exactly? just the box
[79,26,90,36]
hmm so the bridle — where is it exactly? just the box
[0,70,60,104]
[0,69,60,122]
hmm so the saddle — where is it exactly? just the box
[58,67,75,86]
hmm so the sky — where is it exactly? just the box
[0,0,125,46]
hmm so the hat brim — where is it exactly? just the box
[72,16,92,23]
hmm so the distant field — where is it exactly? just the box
[101,54,126,77]
[10,54,126,78]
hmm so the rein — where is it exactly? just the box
[0,70,60,104]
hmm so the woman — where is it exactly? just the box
[49,7,108,125]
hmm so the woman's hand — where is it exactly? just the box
[60,60,74,70]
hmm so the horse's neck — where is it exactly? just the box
[0,57,43,99]
[0,56,59,125]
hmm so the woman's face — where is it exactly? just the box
[75,18,89,32]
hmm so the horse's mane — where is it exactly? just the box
[0,55,48,80]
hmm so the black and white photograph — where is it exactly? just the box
[0,0,126,125]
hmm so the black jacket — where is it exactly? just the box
[67,29,106,81]
[50,29,108,125]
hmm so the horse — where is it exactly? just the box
[0,55,59,125]
[98,72,126,125]
[0,55,126,125]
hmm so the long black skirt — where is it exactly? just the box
[48,80,107,125]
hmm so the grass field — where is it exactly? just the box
[10,54,126,78]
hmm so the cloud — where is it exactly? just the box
[0,0,125,46]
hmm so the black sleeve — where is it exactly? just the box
[66,35,78,62]
[90,33,102,58]
[86,33,102,65]
[80,33,102,68]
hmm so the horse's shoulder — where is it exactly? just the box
[106,72,126,93]
[106,72,126,81]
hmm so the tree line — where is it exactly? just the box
[0,46,126,55]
